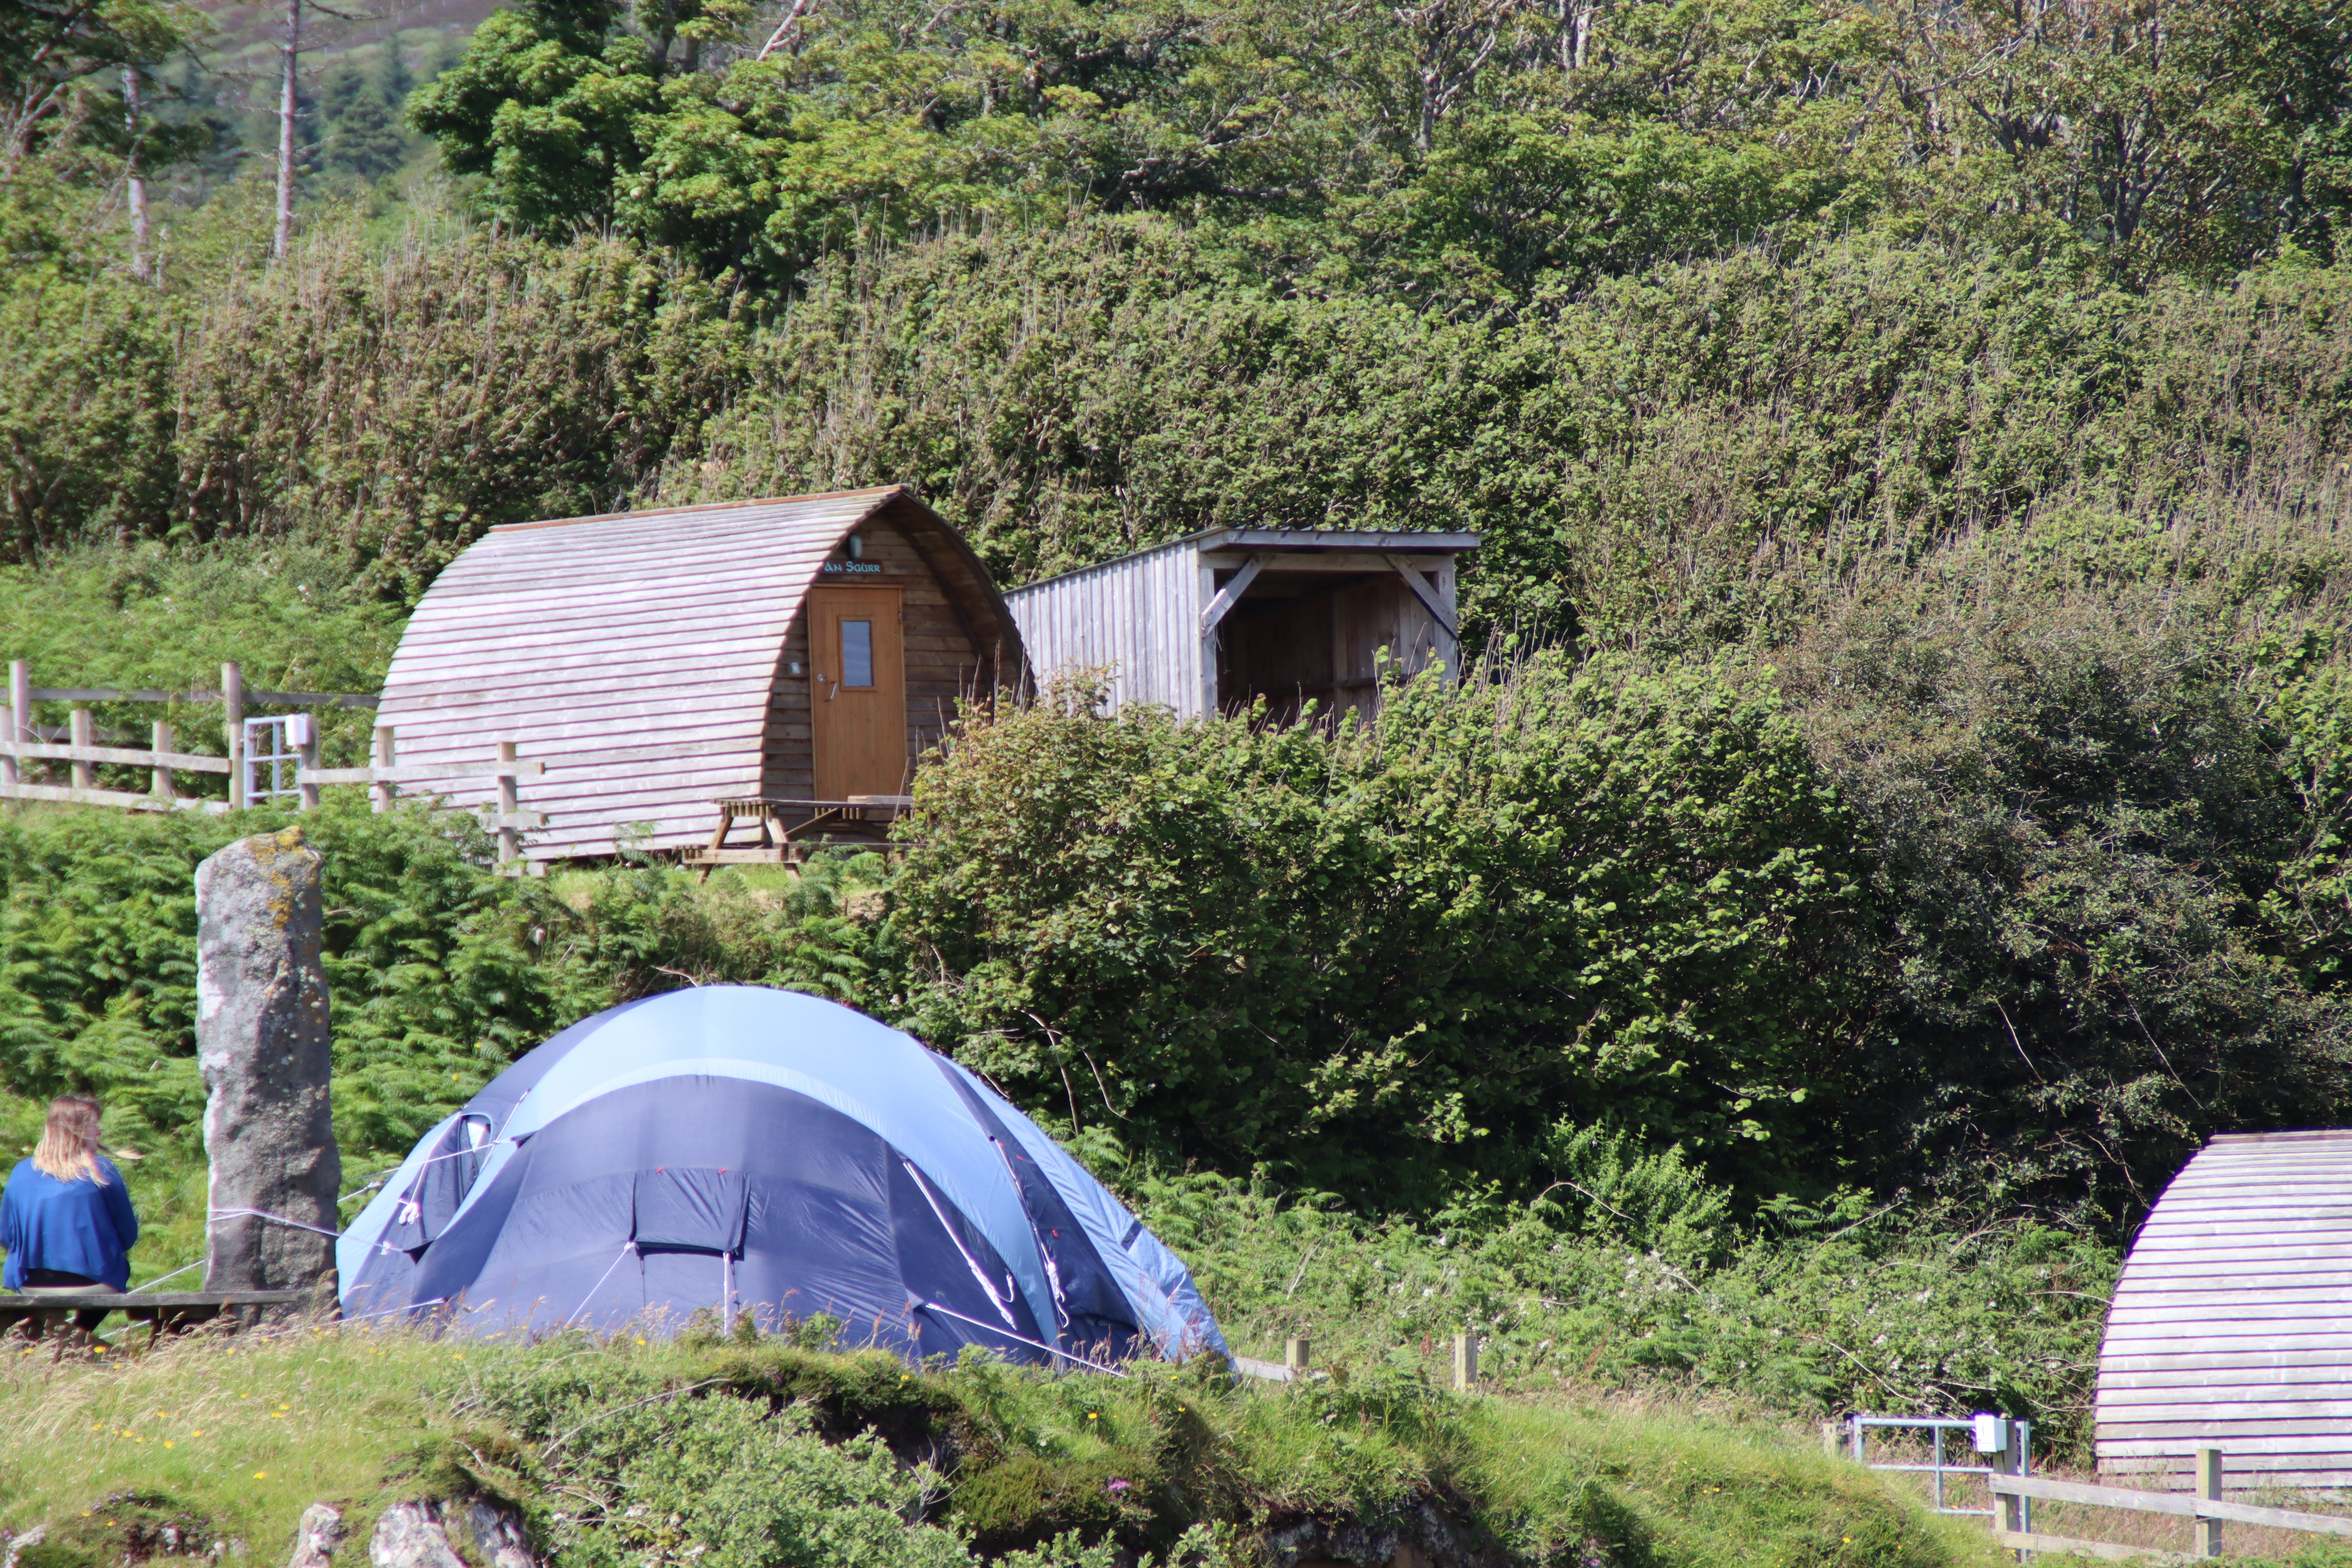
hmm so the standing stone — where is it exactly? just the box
[198,825,340,1296]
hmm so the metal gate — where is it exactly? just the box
[1841,1413,2033,1526]
[242,714,314,806]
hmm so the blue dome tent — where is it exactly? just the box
[338,986,1227,1366]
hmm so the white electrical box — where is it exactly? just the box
[1971,1413,2009,1453]
[284,713,315,746]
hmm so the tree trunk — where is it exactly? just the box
[274,0,300,259]
[1561,0,1595,73]
[123,67,151,283]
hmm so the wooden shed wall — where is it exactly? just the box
[377,488,1012,860]
[1004,540,1208,717]
[2096,1130,2352,1488]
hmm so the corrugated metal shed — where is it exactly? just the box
[2096,1130,2352,1488]
[376,487,1018,860]
[1008,528,1477,719]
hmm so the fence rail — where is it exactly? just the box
[28,685,377,709]
[1989,1458,2352,1562]
[1,740,232,772]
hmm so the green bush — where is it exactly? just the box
[893,653,1864,1202]
[0,194,753,593]
[1788,601,2352,1216]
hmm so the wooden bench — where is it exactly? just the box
[0,1290,311,1345]
[683,796,914,871]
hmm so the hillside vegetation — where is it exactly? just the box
[4,0,2352,1554]
[0,1325,2014,1568]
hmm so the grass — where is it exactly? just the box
[0,1323,2012,1568]
[1,1325,451,1555]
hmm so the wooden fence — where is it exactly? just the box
[1,662,544,869]
[1989,1451,2352,1562]
[1,659,374,811]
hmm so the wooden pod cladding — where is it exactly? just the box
[374,487,1023,862]
[2096,1129,2352,1490]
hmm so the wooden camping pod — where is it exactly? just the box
[374,487,1021,862]
[2095,1130,2352,1489]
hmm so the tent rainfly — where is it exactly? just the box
[339,985,1229,1363]
[2096,1130,2352,1488]
[374,488,1021,861]
[1005,528,1477,722]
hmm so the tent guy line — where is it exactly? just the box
[567,1242,640,1328]
[208,1205,343,1239]
[915,1300,1130,1376]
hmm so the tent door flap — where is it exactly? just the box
[633,1168,751,1253]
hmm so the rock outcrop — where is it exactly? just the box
[1269,1503,1516,1568]
[286,1504,347,1568]
[197,826,341,1297]
[368,1500,535,1568]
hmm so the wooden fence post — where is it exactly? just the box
[1452,1332,1478,1392]
[69,708,95,791]
[1821,1422,1840,1456]
[1285,1337,1311,1376]
[1,659,23,787]
[495,739,520,865]
[296,719,320,813]
[2001,1421,2028,1539]
[370,725,395,813]
[2198,1447,2224,1559]
[152,719,176,799]
[223,661,246,810]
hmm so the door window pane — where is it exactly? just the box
[841,620,874,687]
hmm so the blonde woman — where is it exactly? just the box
[2,1095,139,1328]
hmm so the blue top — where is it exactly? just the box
[0,1158,138,1291]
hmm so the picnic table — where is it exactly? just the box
[683,795,914,871]
[0,1290,311,1344]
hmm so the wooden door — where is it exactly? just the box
[808,586,907,799]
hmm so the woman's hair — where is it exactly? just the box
[31,1095,107,1185]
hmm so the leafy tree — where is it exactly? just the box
[1879,0,2352,270]
[0,0,203,169]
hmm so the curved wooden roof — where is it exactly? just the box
[2096,1130,2352,1487]
[376,487,1019,860]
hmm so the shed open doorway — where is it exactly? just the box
[1214,559,1452,724]
[1006,529,1477,720]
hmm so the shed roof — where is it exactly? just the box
[1011,527,1479,596]
[375,486,1016,860]
[2095,1129,2352,1486]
